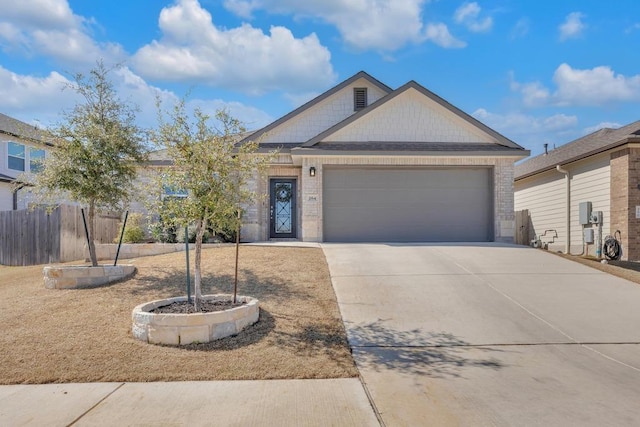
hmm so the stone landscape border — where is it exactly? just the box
[132,294,260,346]
[43,265,137,289]
[94,243,228,261]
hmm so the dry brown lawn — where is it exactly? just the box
[0,246,358,384]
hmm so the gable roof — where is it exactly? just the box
[302,80,524,150]
[237,71,392,145]
[515,120,640,180]
[0,113,50,144]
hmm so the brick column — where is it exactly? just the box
[300,160,322,242]
[610,148,640,260]
[494,159,516,243]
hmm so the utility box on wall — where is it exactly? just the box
[584,228,595,244]
[590,211,603,224]
[579,202,592,225]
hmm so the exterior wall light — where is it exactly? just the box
[309,166,316,177]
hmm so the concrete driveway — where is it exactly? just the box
[322,243,640,427]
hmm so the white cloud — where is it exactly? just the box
[132,0,335,95]
[552,63,640,105]
[626,23,640,33]
[109,67,275,130]
[424,23,466,48]
[510,80,550,107]
[186,98,273,130]
[0,65,75,124]
[511,64,640,107]
[0,0,125,66]
[473,108,578,153]
[223,0,463,51]
[0,65,273,132]
[283,91,321,109]
[223,0,258,19]
[510,18,529,39]
[0,0,76,30]
[105,67,275,130]
[583,122,622,135]
[474,108,577,135]
[454,2,493,33]
[559,12,586,41]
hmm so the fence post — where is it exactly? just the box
[80,208,92,260]
[114,211,129,266]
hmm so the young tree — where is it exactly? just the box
[150,99,273,310]
[27,61,148,266]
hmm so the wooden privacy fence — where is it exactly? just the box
[0,205,120,266]
[515,209,531,246]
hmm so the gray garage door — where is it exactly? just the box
[323,167,493,242]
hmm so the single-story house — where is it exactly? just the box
[514,120,640,260]
[238,71,529,243]
[0,113,51,211]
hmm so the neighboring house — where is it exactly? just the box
[237,71,529,243]
[514,121,640,260]
[0,113,50,211]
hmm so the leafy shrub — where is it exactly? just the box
[148,217,239,244]
[114,213,146,243]
[149,221,177,243]
[212,224,237,243]
[176,224,199,243]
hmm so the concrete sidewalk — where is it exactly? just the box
[0,379,379,426]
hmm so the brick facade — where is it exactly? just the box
[240,72,526,243]
[243,154,519,243]
[610,148,640,260]
[242,154,302,242]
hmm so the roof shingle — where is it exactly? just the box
[309,141,524,152]
[0,112,49,143]
[514,120,640,180]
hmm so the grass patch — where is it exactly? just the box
[0,246,358,384]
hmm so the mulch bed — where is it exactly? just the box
[151,299,246,313]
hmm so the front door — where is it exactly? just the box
[270,179,297,238]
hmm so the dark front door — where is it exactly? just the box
[270,179,297,239]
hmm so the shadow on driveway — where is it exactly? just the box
[348,320,506,378]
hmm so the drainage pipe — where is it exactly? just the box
[556,165,570,254]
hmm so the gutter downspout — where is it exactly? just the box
[556,165,570,254]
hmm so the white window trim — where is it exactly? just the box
[7,141,26,172]
[5,140,47,174]
[29,146,46,173]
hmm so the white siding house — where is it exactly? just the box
[0,113,50,211]
[515,122,640,259]
[515,154,610,255]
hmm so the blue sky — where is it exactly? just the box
[0,0,639,157]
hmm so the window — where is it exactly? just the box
[162,185,188,199]
[6,142,47,173]
[354,87,368,111]
[29,148,45,173]
[8,142,25,171]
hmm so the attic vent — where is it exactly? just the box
[353,87,367,111]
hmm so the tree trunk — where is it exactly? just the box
[87,201,98,267]
[193,218,207,311]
